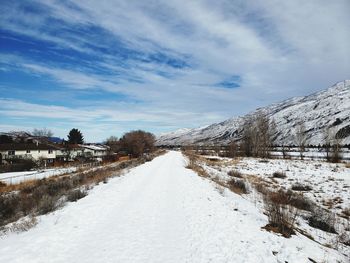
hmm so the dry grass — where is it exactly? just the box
[308,208,337,234]
[291,183,312,191]
[184,152,210,178]
[262,189,299,238]
[227,178,249,194]
[345,163,350,168]
[227,170,243,178]
[272,171,287,179]
[342,207,350,218]
[0,150,166,228]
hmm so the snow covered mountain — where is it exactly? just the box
[157,80,350,146]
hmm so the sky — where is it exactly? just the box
[0,0,349,142]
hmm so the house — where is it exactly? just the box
[54,144,85,162]
[80,144,109,161]
[0,143,57,164]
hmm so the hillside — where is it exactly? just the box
[157,80,350,146]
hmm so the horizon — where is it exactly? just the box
[1,1,349,141]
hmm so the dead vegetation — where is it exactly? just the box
[308,208,337,234]
[272,171,286,179]
[185,152,210,178]
[342,207,350,219]
[261,189,299,237]
[227,178,249,194]
[184,151,348,247]
[227,170,243,178]
[291,183,312,191]
[0,150,165,229]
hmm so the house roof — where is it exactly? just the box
[80,144,108,151]
[0,143,57,151]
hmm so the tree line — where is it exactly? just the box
[227,111,344,163]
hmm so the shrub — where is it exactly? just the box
[227,170,243,178]
[38,195,58,215]
[0,193,20,223]
[67,189,87,202]
[288,192,314,211]
[227,178,248,194]
[272,171,286,179]
[342,207,350,218]
[263,190,298,237]
[308,208,337,233]
[0,151,162,227]
[119,130,155,157]
[0,158,37,173]
[291,183,312,191]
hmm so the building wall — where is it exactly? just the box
[0,149,56,160]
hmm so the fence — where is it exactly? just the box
[186,146,350,161]
[0,161,102,185]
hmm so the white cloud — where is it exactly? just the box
[1,0,349,140]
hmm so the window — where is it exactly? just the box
[8,150,15,155]
[48,149,53,154]
[26,150,31,153]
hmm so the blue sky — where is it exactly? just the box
[1,0,349,142]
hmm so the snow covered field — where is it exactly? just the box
[202,157,350,214]
[0,151,347,263]
[197,155,350,259]
[0,167,77,184]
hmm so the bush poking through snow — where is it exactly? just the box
[288,192,314,211]
[291,183,312,191]
[308,208,337,234]
[262,190,299,238]
[38,195,58,215]
[227,178,248,194]
[342,207,350,219]
[272,171,286,179]
[0,194,20,224]
[227,170,243,178]
[67,189,87,202]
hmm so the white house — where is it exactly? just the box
[0,143,57,164]
[80,144,109,160]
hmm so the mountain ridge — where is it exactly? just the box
[157,80,350,146]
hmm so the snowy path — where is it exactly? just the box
[0,151,345,263]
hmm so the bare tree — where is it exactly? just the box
[240,112,275,158]
[295,122,307,160]
[228,140,238,158]
[32,128,53,137]
[281,145,289,159]
[329,128,343,163]
[105,136,119,153]
[323,127,332,162]
[119,130,155,157]
[241,115,255,157]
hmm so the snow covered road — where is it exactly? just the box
[0,151,345,263]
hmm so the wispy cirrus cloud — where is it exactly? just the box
[0,0,349,141]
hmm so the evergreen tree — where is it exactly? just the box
[68,128,84,144]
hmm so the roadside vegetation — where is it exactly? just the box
[183,150,350,257]
[0,149,165,232]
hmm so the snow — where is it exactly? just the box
[197,155,350,258]
[202,157,350,214]
[0,167,77,184]
[0,151,347,262]
[157,80,350,146]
